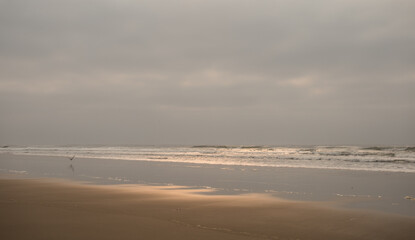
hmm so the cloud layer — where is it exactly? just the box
[1,0,414,145]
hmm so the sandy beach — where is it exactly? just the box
[1,178,414,240]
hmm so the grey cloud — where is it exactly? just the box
[1,0,414,145]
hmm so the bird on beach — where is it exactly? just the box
[69,155,75,161]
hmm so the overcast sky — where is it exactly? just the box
[1,0,414,146]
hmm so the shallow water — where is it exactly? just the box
[1,153,415,217]
[1,145,415,173]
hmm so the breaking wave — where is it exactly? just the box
[1,145,415,173]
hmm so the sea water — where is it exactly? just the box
[1,145,414,173]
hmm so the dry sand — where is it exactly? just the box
[1,178,414,240]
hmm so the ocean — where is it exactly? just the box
[1,145,415,173]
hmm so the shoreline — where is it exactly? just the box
[1,178,415,240]
[2,153,415,216]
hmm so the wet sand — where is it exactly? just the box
[1,178,414,240]
[2,153,415,216]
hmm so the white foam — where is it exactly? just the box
[1,145,415,173]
